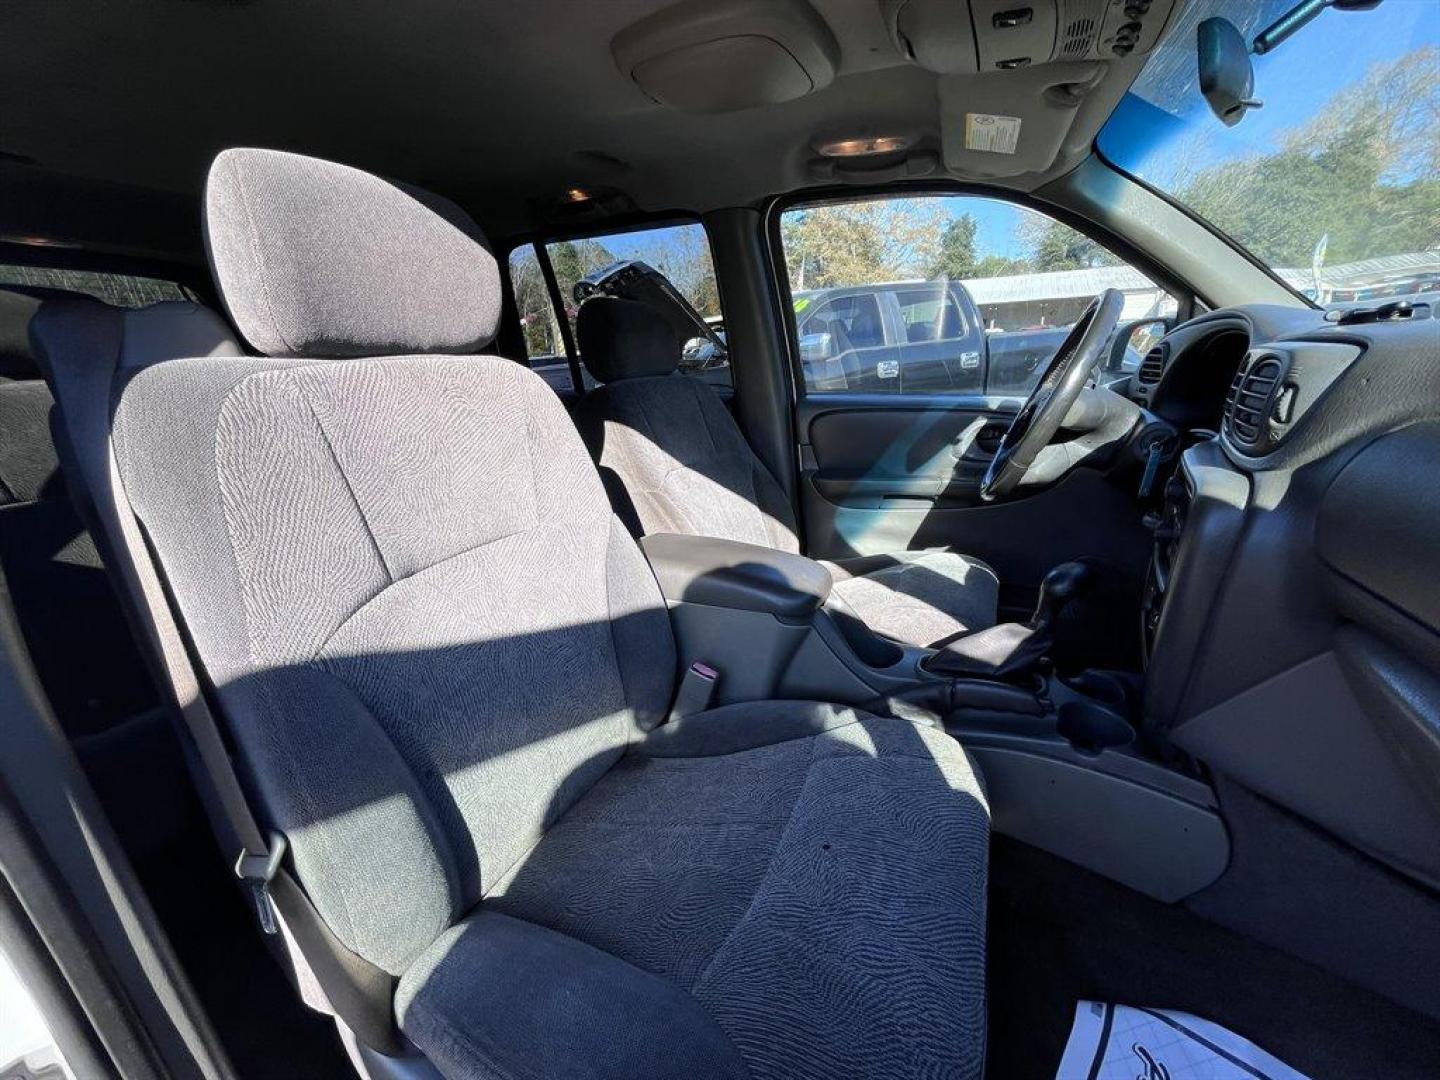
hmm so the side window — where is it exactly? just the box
[546,222,729,388]
[779,196,1177,396]
[506,243,575,395]
[893,287,967,343]
[795,293,894,390]
[0,264,188,307]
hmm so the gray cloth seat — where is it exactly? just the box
[47,148,989,1078]
[573,297,1000,648]
[406,702,989,1080]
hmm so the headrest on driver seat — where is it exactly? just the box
[576,297,681,384]
[203,148,500,358]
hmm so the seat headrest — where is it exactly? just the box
[576,297,681,384]
[204,148,500,358]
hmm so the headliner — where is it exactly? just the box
[1,0,1165,256]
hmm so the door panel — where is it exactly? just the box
[806,397,1007,506]
[798,395,1152,591]
[779,192,1176,593]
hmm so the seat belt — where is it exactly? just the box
[102,447,405,1056]
[106,452,275,905]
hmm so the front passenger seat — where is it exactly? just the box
[53,148,991,1079]
[574,297,1000,648]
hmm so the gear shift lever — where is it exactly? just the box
[1033,561,1090,628]
[923,561,1091,681]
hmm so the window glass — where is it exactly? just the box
[894,287,966,342]
[1098,1,1436,310]
[779,196,1178,396]
[506,243,575,394]
[0,264,187,307]
[545,222,729,388]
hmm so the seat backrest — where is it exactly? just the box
[42,148,676,978]
[573,296,799,552]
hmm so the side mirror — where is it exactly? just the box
[1106,318,1171,375]
[799,332,835,365]
[1197,17,1259,128]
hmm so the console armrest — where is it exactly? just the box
[640,533,832,618]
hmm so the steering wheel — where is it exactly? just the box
[980,288,1125,502]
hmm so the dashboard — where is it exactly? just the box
[1124,300,1440,894]
[1127,298,1436,449]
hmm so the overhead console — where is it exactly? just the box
[611,0,838,114]
[893,0,1174,72]
[888,0,1178,176]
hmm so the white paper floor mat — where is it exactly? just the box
[1056,1001,1313,1079]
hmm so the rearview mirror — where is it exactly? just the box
[1197,17,1258,128]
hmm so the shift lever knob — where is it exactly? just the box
[1032,561,1091,627]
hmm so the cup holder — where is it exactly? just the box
[1056,700,1134,754]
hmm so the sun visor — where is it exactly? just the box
[939,63,1102,177]
[613,0,839,114]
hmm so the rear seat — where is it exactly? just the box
[0,288,162,736]
[3,293,241,856]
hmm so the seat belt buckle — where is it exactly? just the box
[667,661,719,724]
[235,832,287,936]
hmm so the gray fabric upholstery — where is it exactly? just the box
[1,288,44,379]
[575,372,800,552]
[113,354,675,974]
[487,707,990,1080]
[642,697,903,757]
[205,148,501,358]
[576,296,681,383]
[825,551,1002,647]
[72,149,990,1078]
[0,379,62,504]
[5,300,236,506]
[112,299,242,371]
[572,296,999,646]
[397,911,750,1080]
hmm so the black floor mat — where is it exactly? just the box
[133,825,354,1080]
[986,837,1440,1080]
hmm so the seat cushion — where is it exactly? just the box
[826,551,1001,648]
[435,703,991,1080]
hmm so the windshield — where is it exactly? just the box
[1098,0,1438,308]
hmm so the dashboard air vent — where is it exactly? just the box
[1225,355,1284,448]
[1137,343,1167,385]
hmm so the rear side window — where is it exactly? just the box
[506,244,575,396]
[547,222,729,389]
[893,287,967,342]
[0,264,188,307]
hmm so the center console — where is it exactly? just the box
[641,529,1231,903]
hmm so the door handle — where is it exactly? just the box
[952,419,1009,461]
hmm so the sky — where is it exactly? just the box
[1103,0,1438,189]
[564,0,1436,272]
